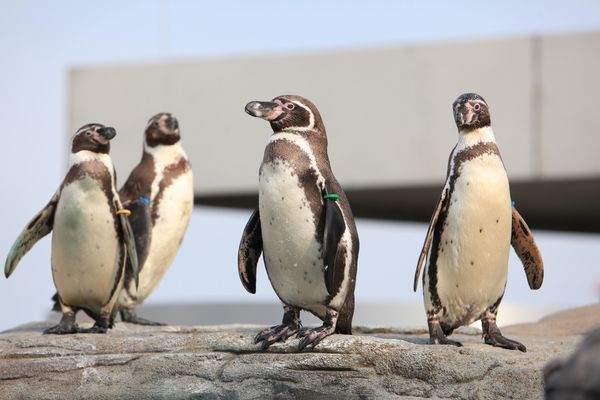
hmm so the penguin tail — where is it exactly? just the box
[50,293,61,312]
[81,307,100,322]
[335,293,355,335]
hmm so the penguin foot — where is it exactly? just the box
[120,309,165,326]
[297,308,339,351]
[297,325,335,351]
[430,336,463,347]
[482,318,526,352]
[78,325,109,334]
[254,323,300,350]
[427,316,463,347]
[44,313,78,335]
[79,315,110,334]
[254,305,301,350]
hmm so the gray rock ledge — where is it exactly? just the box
[1,305,598,400]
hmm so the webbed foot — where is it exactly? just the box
[43,313,78,335]
[297,308,339,351]
[298,325,335,350]
[254,305,300,350]
[482,318,526,352]
[428,316,463,347]
[78,314,110,334]
[120,308,165,326]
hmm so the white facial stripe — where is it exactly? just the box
[75,124,100,136]
[282,100,315,132]
[146,118,158,129]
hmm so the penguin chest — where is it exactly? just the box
[259,160,328,315]
[51,177,122,312]
[427,155,511,326]
[137,169,193,300]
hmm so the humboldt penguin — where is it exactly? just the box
[414,93,544,351]
[5,124,139,334]
[117,112,193,325]
[238,95,359,351]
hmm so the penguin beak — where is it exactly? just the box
[454,104,475,127]
[97,127,117,141]
[454,106,464,126]
[166,116,179,131]
[245,101,284,121]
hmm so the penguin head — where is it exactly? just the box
[145,113,180,147]
[245,95,325,134]
[71,123,116,154]
[452,93,491,132]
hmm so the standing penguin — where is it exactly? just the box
[238,95,359,351]
[5,124,138,334]
[414,93,544,351]
[117,112,193,325]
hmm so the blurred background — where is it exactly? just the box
[1,0,599,331]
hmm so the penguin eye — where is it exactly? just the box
[473,103,481,111]
[86,131,92,136]
[285,103,295,110]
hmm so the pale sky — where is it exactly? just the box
[1,0,599,330]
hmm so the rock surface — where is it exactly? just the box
[1,305,598,400]
[544,328,600,400]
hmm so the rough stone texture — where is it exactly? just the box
[544,328,600,400]
[1,305,598,400]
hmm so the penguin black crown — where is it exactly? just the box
[239,95,359,351]
[5,124,139,334]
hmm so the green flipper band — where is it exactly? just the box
[323,194,340,201]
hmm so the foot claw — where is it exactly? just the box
[484,334,526,352]
[297,326,334,351]
[254,323,299,350]
[482,318,527,352]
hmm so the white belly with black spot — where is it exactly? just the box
[259,160,328,317]
[425,154,511,326]
[51,177,121,313]
[135,170,193,302]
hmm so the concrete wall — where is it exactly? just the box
[69,32,600,195]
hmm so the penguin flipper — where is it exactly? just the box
[238,209,262,294]
[323,188,347,296]
[414,193,445,292]
[511,206,544,289]
[4,191,59,278]
[118,210,139,290]
[122,198,152,272]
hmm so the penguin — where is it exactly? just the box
[238,95,359,351]
[413,93,544,351]
[117,112,193,325]
[5,124,139,334]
